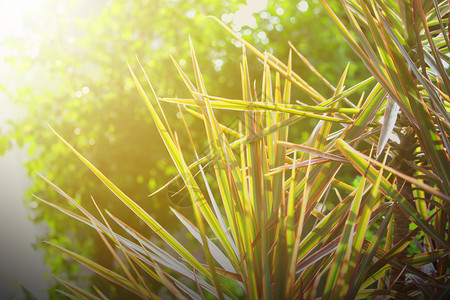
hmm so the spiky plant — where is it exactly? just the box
[40,0,449,299]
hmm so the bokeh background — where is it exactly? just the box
[0,0,367,298]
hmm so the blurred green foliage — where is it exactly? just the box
[2,0,366,297]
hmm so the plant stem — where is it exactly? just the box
[390,177,413,291]
[389,125,416,291]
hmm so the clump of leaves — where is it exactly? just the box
[40,0,449,299]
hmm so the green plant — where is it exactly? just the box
[41,0,449,298]
[2,1,360,294]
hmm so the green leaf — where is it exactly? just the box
[336,139,450,249]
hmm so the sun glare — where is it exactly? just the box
[0,0,46,80]
[0,0,46,41]
[233,0,268,29]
